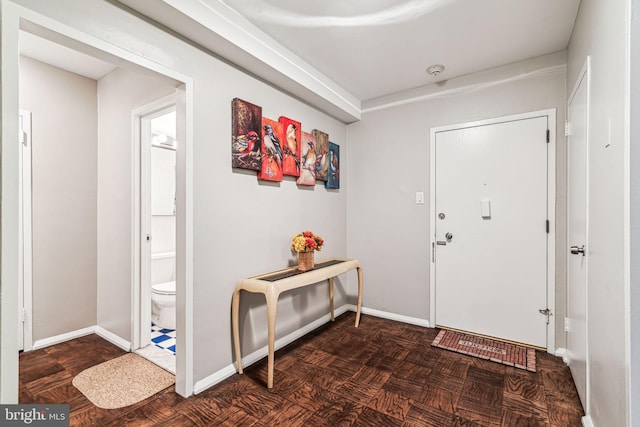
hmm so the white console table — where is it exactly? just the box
[231,258,363,388]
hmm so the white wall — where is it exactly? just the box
[188,51,348,383]
[10,0,353,387]
[566,0,630,425]
[347,52,567,343]
[97,67,176,340]
[151,216,176,258]
[19,56,97,341]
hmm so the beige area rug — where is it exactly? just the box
[72,353,175,409]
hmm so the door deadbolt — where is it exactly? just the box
[570,245,585,256]
[438,213,446,220]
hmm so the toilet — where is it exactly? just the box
[151,252,176,330]
[152,280,176,330]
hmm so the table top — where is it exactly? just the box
[236,258,360,295]
[260,259,346,282]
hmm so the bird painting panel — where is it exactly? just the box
[297,131,317,186]
[312,129,330,182]
[258,117,284,182]
[325,142,340,189]
[279,116,301,177]
[231,98,262,171]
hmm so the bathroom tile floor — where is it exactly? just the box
[151,323,176,355]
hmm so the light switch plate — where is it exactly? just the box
[416,192,424,204]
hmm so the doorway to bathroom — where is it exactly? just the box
[133,97,178,374]
[6,10,195,399]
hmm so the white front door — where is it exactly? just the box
[432,112,553,348]
[567,60,589,411]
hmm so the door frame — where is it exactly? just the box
[1,3,195,400]
[566,57,590,415]
[18,110,33,352]
[131,95,176,352]
[429,109,557,352]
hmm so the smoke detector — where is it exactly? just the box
[426,64,445,76]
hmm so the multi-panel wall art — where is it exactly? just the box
[231,98,341,190]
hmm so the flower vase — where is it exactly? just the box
[298,251,314,272]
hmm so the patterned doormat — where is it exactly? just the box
[432,329,536,372]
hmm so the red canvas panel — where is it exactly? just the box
[258,117,283,182]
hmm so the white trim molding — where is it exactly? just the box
[95,326,132,351]
[32,326,131,352]
[581,415,595,427]
[194,304,429,394]
[356,306,430,328]
[554,347,570,364]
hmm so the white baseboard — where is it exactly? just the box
[31,325,131,352]
[32,326,96,351]
[554,347,571,364]
[194,304,430,394]
[193,304,351,394]
[354,305,430,328]
[582,415,594,427]
[95,326,131,351]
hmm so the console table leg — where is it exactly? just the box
[329,277,335,321]
[266,290,278,388]
[232,289,243,374]
[355,267,363,327]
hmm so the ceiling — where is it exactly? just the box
[20,31,116,80]
[217,0,581,101]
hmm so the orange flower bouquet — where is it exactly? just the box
[291,231,324,253]
[291,231,324,271]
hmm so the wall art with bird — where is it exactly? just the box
[312,129,330,182]
[258,118,284,182]
[325,142,340,189]
[231,98,263,171]
[297,131,317,186]
[279,116,301,177]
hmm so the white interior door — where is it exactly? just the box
[132,95,176,351]
[18,110,33,352]
[567,60,589,412]
[432,113,551,348]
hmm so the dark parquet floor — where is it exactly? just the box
[19,312,584,426]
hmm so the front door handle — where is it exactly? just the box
[570,245,585,256]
